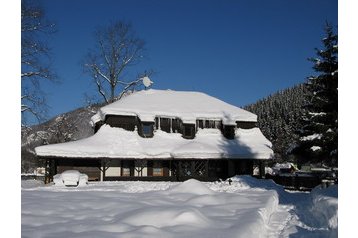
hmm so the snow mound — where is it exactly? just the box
[122,207,211,228]
[169,179,215,195]
[311,185,338,229]
[230,175,285,192]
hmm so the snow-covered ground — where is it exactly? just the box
[21,176,337,238]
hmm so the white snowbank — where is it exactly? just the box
[22,177,280,238]
[35,125,273,159]
[91,89,257,125]
[311,185,338,229]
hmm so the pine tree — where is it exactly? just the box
[293,23,338,166]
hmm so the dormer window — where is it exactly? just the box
[196,119,222,130]
[155,117,181,133]
[183,124,195,139]
[139,122,154,138]
[222,125,235,139]
[237,121,257,129]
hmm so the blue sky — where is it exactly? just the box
[39,0,337,120]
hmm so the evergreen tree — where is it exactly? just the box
[293,23,338,166]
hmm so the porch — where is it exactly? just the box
[43,157,266,183]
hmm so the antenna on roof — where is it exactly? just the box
[142,76,153,89]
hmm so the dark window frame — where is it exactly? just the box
[139,121,154,138]
[182,124,195,139]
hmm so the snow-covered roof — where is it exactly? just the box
[35,125,273,160]
[91,89,257,125]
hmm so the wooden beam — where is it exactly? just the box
[259,160,265,178]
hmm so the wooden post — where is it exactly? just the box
[44,158,50,184]
[259,160,265,178]
[178,160,182,180]
[102,159,105,181]
[227,160,235,177]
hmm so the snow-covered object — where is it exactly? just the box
[90,89,257,125]
[271,162,296,174]
[311,146,322,151]
[53,170,88,187]
[35,125,273,159]
[253,166,274,175]
[300,133,322,141]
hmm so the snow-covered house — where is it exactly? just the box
[35,89,273,182]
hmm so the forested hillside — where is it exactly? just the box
[244,84,308,162]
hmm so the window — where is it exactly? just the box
[181,161,192,176]
[197,119,221,129]
[153,161,163,176]
[172,118,180,133]
[142,124,152,137]
[122,160,131,176]
[197,120,204,129]
[237,121,257,129]
[140,122,154,138]
[222,125,235,139]
[122,168,130,176]
[105,115,137,131]
[183,124,195,139]
[160,118,170,133]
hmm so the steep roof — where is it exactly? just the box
[91,89,257,125]
[35,125,273,160]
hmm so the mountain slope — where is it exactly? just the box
[244,83,308,162]
[21,105,101,172]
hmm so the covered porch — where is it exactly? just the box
[42,157,267,183]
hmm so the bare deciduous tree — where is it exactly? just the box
[21,0,56,126]
[83,21,151,104]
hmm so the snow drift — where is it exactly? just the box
[311,185,338,230]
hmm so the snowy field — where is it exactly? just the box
[21,176,337,238]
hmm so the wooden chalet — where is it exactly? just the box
[35,89,273,183]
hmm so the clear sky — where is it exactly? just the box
[38,0,337,120]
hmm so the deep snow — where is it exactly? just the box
[21,176,337,238]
